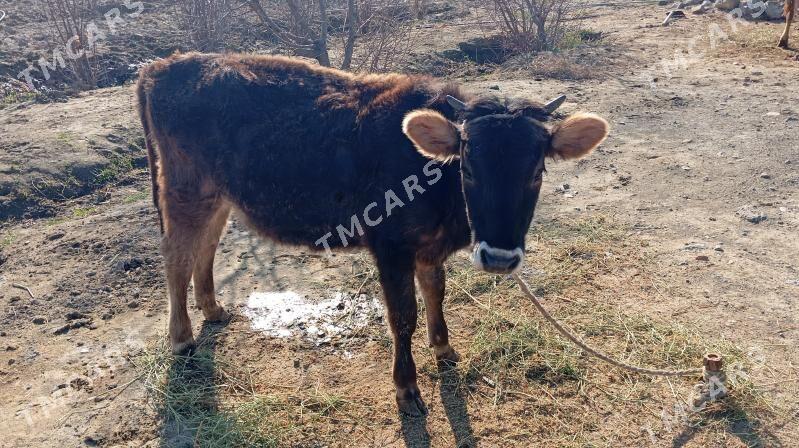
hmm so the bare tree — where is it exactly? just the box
[490,0,580,52]
[247,0,330,65]
[247,0,414,71]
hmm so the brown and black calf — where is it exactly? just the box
[136,53,608,415]
[779,0,796,48]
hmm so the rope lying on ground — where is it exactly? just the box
[512,273,704,377]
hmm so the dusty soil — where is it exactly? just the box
[1,1,798,447]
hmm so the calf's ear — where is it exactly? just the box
[402,109,460,161]
[548,113,609,160]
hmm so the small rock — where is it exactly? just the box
[70,319,91,329]
[53,324,71,335]
[737,206,768,224]
[696,255,710,262]
[127,300,139,309]
[715,0,739,11]
[32,317,46,325]
[66,311,86,320]
[70,377,90,390]
[488,85,500,90]
[691,0,712,13]
[112,257,143,273]
[47,232,65,241]
[683,243,707,251]
[714,246,724,252]
[759,173,771,179]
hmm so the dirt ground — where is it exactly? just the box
[1,1,798,447]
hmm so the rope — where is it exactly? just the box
[512,274,704,377]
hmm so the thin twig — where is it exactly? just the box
[12,283,34,299]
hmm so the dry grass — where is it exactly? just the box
[136,337,352,447]
[438,216,783,445]
[713,21,796,61]
[135,215,790,446]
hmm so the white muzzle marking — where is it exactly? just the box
[472,241,524,274]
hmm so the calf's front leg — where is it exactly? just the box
[416,263,459,363]
[376,253,427,416]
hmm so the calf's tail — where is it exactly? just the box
[136,70,164,234]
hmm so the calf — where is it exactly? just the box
[779,0,796,48]
[136,53,608,415]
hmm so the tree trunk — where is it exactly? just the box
[316,0,331,66]
[340,0,358,70]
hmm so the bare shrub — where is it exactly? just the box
[489,0,582,53]
[36,0,99,87]
[175,0,239,51]
[351,0,414,72]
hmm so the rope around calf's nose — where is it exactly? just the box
[511,274,705,377]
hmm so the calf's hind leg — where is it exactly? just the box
[161,180,226,354]
[779,0,794,48]
[192,202,232,322]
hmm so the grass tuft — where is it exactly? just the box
[135,337,350,447]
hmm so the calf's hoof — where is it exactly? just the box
[778,39,788,48]
[396,386,428,417]
[171,338,196,356]
[434,345,461,365]
[204,305,231,323]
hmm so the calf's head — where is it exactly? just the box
[403,95,608,274]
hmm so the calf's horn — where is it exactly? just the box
[544,94,567,113]
[446,95,467,111]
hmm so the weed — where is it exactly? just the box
[559,29,604,51]
[72,206,97,218]
[0,91,40,109]
[0,232,15,248]
[95,154,134,185]
[56,131,75,148]
[124,191,149,204]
